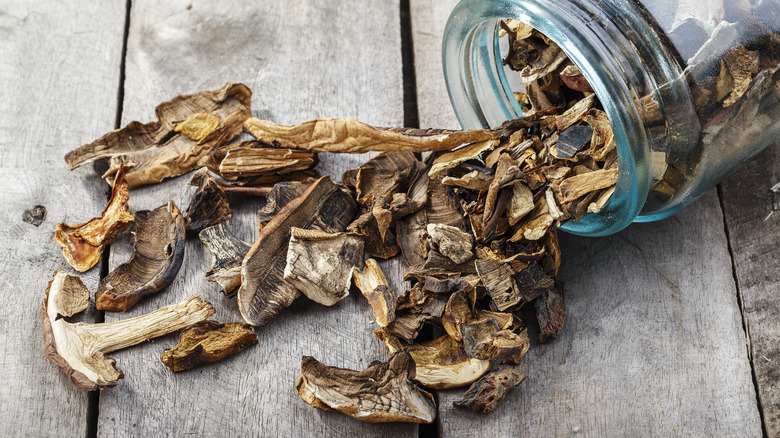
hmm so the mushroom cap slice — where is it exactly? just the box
[42,270,215,391]
[160,320,258,372]
[295,351,436,423]
[199,221,250,297]
[95,201,186,312]
[454,368,527,413]
[54,165,134,272]
[375,328,490,390]
[185,168,232,233]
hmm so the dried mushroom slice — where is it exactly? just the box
[256,179,314,229]
[217,143,316,180]
[426,223,474,265]
[535,283,566,343]
[384,283,448,341]
[342,152,425,206]
[353,259,396,327]
[454,368,527,413]
[283,228,364,306]
[199,221,251,297]
[96,201,186,312]
[238,176,357,326]
[54,165,134,272]
[442,287,477,341]
[347,211,400,259]
[558,168,618,204]
[474,258,523,311]
[160,320,258,372]
[295,351,437,423]
[185,168,232,233]
[245,117,499,153]
[42,270,214,391]
[65,82,252,188]
[375,328,490,390]
[462,320,530,365]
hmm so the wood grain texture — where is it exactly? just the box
[0,0,126,436]
[720,140,780,437]
[98,1,414,436]
[410,0,762,436]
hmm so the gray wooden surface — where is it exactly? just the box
[0,1,125,437]
[0,0,776,436]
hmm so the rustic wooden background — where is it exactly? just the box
[1,0,776,436]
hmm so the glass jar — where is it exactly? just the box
[443,0,780,236]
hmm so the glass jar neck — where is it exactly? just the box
[443,0,698,236]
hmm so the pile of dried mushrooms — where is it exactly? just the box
[44,20,633,422]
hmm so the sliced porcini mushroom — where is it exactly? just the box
[441,169,493,191]
[384,283,448,341]
[217,143,316,180]
[507,182,534,226]
[256,178,314,229]
[42,270,215,391]
[353,258,396,327]
[238,176,357,326]
[428,138,500,178]
[454,368,527,413]
[474,258,522,311]
[295,351,437,423]
[245,117,499,153]
[558,168,618,204]
[347,211,400,259]
[185,168,232,233]
[160,320,258,372]
[514,261,555,303]
[342,152,425,206]
[65,82,252,188]
[283,228,364,306]
[54,165,134,272]
[442,287,476,341]
[462,319,530,365]
[426,223,474,265]
[95,201,185,312]
[405,251,479,282]
[199,221,251,297]
[535,283,566,343]
[375,328,490,389]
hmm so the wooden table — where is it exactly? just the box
[1,1,776,436]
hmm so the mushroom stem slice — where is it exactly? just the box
[42,270,215,391]
[353,259,396,326]
[95,201,186,312]
[54,165,134,272]
[295,351,437,423]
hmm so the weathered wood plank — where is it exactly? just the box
[0,0,126,436]
[720,140,780,436]
[97,1,415,436]
[410,0,762,435]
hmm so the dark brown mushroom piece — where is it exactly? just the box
[462,318,530,365]
[426,223,475,265]
[535,282,567,343]
[283,228,364,306]
[95,201,185,312]
[65,82,252,188]
[405,250,479,283]
[353,258,396,327]
[384,283,448,342]
[474,258,523,311]
[347,210,400,259]
[341,151,425,206]
[256,178,315,229]
[295,351,437,423]
[453,368,527,413]
[42,270,215,391]
[185,168,232,234]
[514,261,555,303]
[375,328,490,389]
[238,176,357,326]
[199,221,251,297]
[54,165,134,272]
[442,286,477,341]
[160,320,258,372]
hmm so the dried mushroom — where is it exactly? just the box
[353,258,396,327]
[426,223,474,265]
[65,82,251,188]
[342,152,424,206]
[462,319,530,365]
[160,320,258,372]
[245,117,498,153]
[375,328,490,389]
[185,168,232,233]
[54,166,134,272]
[95,201,185,312]
[256,178,314,229]
[283,228,364,306]
[454,368,527,413]
[199,221,251,297]
[295,351,437,423]
[384,283,448,341]
[42,270,214,391]
[535,283,567,343]
[238,176,356,326]
[215,142,316,180]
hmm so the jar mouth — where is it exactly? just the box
[443,0,660,236]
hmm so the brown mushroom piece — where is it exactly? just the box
[426,223,474,265]
[347,211,400,259]
[160,320,258,372]
[535,283,566,343]
[54,165,134,272]
[256,178,314,229]
[42,270,215,391]
[283,228,364,306]
[353,258,396,327]
[215,142,316,180]
[384,283,448,341]
[474,258,523,311]
[341,152,425,207]
[453,368,527,413]
[64,82,252,188]
[185,168,232,234]
[95,201,186,312]
[375,328,490,390]
[462,318,530,365]
[295,351,437,423]
[199,221,251,297]
[238,176,357,326]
